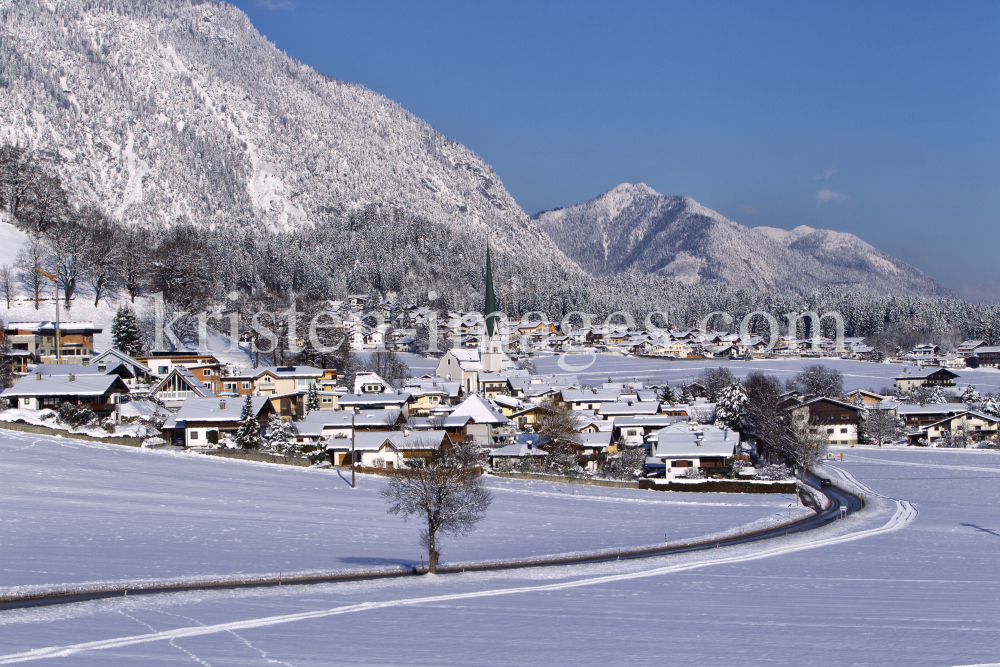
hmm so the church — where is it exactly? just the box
[436,243,515,394]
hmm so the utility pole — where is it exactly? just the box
[351,410,356,489]
[34,265,61,364]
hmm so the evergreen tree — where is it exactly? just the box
[111,305,143,357]
[264,413,296,454]
[235,394,262,450]
[715,381,748,432]
[658,383,676,405]
[679,384,694,405]
[306,382,321,413]
[980,394,1000,418]
[929,386,947,404]
[961,385,981,405]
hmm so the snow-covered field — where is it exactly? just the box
[531,352,1000,393]
[2,441,997,665]
[0,430,799,594]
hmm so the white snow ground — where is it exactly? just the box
[532,353,1000,393]
[0,430,798,594]
[1,444,996,666]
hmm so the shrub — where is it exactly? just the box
[57,402,97,428]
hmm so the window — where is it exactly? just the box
[190,431,199,440]
[158,366,168,374]
[840,428,848,433]
[627,430,638,436]
[827,428,835,434]
[242,382,250,390]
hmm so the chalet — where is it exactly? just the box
[150,367,214,410]
[257,366,335,396]
[5,321,102,364]
[597,401,661,420]
[647,422,737,479]
[784,397,861,445]
[138,353,222,378]
[488,438,548,466]
[89,349,154,385]
[894,367,959,393]
[338,391,412,412]
[291,411,355,443]
[559,388,621,411]
[613,416,679,446]
[844,389,889,405]
[2,372,129,416]
[161,396,275,448]
[330,429,449,468]
[31,361,137,386]
[909,410,1000,446]
[971,347,1000,369]
[956,340,987,357]
[896,403,969,428]
[448,395,510,445]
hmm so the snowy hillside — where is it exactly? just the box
[0,0,568,266]
[534,183,952,297]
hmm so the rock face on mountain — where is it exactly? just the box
[0,0,564,264]
[534,183,952,297]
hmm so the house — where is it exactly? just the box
[956,340,987,357]
[558,388,621,411]
[89,349,154,385]
[1,349,37,375]
[613,416,678,446]
[291,411,355,444]
[897,403,969,428]
[597,401,661,420]
[2,372,129,415]
[488,435,548,467]
[844,389,889,405]
[911,344,940,357]
[150,367,215,410]
[970,347,1000,368]
[338,391,412,413]
[894,367,960,392]
[161,396,275,447]
[909,410,1000,446]
[647,422,738,479]
[330,429,449,468]
[30,361,138,388]
[784,397,861,445]
[256,366,334,396]
[5,321,102,364]
[448,395,510,445]
[138,353,222,378]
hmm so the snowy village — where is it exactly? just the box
[0,1,997,666]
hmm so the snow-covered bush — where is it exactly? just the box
[753,463,792,480]
[57,402,97,428]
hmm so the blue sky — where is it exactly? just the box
[230,0,999,300]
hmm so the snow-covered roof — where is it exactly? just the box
[150,367,214,398]
[2,373,128,397]
[91,349,153,374]
[343,430,449,452]
[354,371,392,393]
[6,321,101,333]
[897,403,968,415]
[168,396,271,424]
[338,392,411,407]
[598,402,660,417]
[257,365,325,379]
[489,442,547,458]
[449,395,509,425]
[29,362,133,379]
[578,431,613,448]
[649,422,737,459]
[894,367,960,380]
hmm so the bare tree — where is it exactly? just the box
[120,226,151,302]
[380,440,493,573]
[0,263,15,307]
[81,211,123,306]
[793,365,844,398]
[362,349,411,388]
[534,399,583,476]
[15,235,49,310]
[699,366,735,401]
[863,408,903,447]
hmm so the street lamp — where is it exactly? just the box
[34,265,61,365]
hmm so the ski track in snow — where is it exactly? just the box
[0,492,916,664]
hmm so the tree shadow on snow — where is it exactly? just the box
[961,523,1000,537]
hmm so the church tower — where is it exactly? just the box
[481,241,504,372]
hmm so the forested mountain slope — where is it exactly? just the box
[0,0,566,264]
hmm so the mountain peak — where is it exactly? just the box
[535,185,951,297]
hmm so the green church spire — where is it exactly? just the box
[484,241,497,338]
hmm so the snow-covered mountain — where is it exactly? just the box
[0,0,565,265]
[534,183,952,297]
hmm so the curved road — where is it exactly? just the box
[0,473,863,611]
